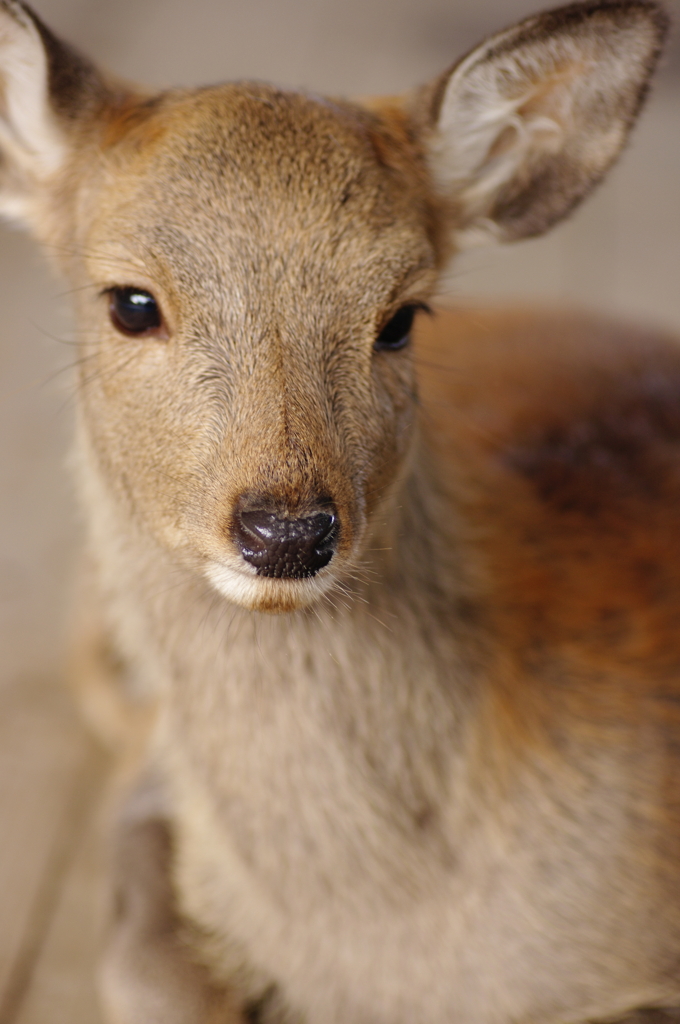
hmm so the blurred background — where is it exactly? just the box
[0,1,678,1020]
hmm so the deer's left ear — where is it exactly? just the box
[415,0,668,247]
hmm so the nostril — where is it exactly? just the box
[235,509,338,579]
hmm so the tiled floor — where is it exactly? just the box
[0,1,678,1020]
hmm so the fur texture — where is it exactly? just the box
[0,2,676,1022]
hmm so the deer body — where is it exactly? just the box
[86,306,680,1024]
[0,1,678,1021]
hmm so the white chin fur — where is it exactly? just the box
[205,560,337,612]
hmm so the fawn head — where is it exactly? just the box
[0,0,667,611]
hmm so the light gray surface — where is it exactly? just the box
[25,0,680,92]
[0,0,678,687]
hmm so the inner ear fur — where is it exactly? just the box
[0,0,110,225]
[412,0,669,247]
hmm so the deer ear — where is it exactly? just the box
[416,0,668,248]
[0,0,106,225]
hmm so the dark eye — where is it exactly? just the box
[374,304,419,352]
[109,287,163,336]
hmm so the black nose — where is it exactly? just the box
[234,508,338,579]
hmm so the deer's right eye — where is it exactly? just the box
[108,287,163,337]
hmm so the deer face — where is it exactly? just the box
[69,87,437,611]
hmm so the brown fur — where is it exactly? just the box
[0,1,677,1022]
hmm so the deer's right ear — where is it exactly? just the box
[0,0,107,227]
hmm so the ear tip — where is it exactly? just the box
[497,0,672,58]
[0,0,41,38]
[0,1,30,21]
[541,0,671,42]
[601,1,670,39]
[640,1,672,46]
[502,1,671,91]
[587,1,672,77]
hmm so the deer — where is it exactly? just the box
[1,0,679,1020]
